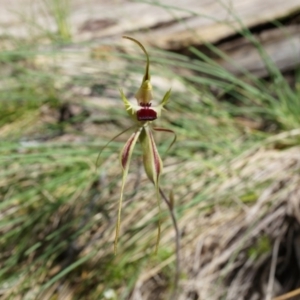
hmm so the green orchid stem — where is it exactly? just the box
[159,188,180,299]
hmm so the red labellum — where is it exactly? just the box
[137,107,157,121]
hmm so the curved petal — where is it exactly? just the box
[152,127,177,153]
[95,125,137,169]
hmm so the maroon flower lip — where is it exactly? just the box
[137,107,157,121]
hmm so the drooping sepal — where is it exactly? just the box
[139,125,163,252]
[139,126,162,184]
[114,127,142,254]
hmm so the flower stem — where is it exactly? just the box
[159,188,180,299]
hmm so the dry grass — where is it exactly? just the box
[129,145,300,300]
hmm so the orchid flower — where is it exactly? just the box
[99,36,176,254]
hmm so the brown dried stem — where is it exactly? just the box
[159,188,180,300]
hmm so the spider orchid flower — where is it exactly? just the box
[100,36,176,254]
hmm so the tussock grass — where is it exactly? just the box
[1,2,300,300]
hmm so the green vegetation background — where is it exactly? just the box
[1,1,300,299]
